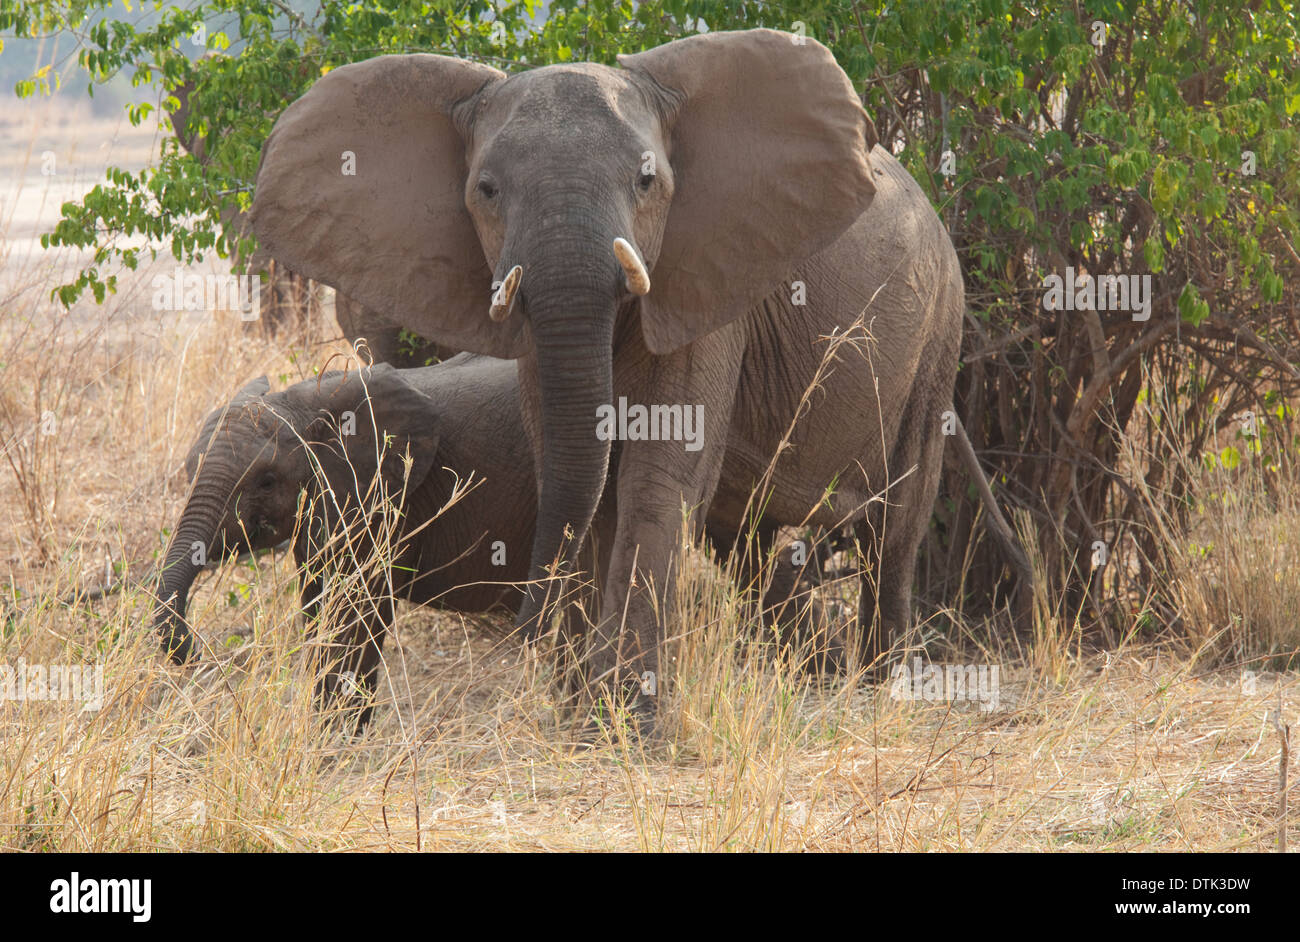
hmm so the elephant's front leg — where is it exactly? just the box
[305,549,394,733]
[587,330,743,733]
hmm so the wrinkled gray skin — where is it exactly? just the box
[151,356,534,728]
[250,29,964,726]
[168,71,448,365]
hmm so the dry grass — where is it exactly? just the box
[1121,384,1300,669]
[1,106,1295,853]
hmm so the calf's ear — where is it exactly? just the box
[303,365,441,513]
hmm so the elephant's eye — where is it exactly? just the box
[636,170,656,193]
[257,471,277,491]
[476,177,499,200]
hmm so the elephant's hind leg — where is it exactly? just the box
[708,523,848,674]
[854,369,952,669]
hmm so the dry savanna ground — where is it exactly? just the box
[0,98,1295,852]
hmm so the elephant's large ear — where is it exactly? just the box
[619,29,878,354]
[249,56,523,357]
[185,376,271,481]
[302,365,440,511]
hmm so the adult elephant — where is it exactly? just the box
[250,29,964,724]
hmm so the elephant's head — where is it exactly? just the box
[250,28,877,632]
[153,366,438,663]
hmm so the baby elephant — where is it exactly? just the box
[152,356,840,730]
[151,355,534,727]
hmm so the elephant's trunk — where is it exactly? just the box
[152,469,237,663]
[517,308,615,637]
[513,221,622,637]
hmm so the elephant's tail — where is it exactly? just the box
[949,408,1034,587]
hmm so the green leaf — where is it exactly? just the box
[1143,239,1165,272]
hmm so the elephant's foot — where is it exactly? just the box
[855,617,915,683]
[761,592,858,679]
[798,610,855,679]
[314,670,378,737]
[576,673,662,746]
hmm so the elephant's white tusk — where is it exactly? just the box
[489,265,522,321]
[613,237,650,296]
